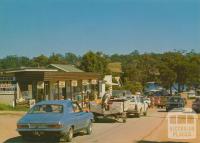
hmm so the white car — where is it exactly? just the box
[144,97,151,107]
[187,91,196,99]
[127,96,148,117]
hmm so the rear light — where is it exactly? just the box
[17,124,29,129]
[48,124,63,129]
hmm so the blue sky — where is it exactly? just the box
[0,0,199,58]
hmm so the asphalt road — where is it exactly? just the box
[1,108,200,143]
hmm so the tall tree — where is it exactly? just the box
[64,52,79,65]
[32,54,49,67]
[80,51,109,74]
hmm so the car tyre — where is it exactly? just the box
[136,113,140,118]
[63,127,73,142]
[143,111,147,116]
[86,122,92,135]
[122,118,126,123]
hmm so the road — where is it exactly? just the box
[1,108,200,143]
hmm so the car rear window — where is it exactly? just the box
[28,104,63,114]
[169,97,182,103]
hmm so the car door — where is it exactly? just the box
[137,96,142,112]
[72,102,87,129]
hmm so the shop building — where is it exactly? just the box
[0,64,100,107]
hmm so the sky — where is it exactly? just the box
[0,0,199,58]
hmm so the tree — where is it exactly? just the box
[64,52,79,65]
[0,55,32,69]
[186,54,200,90]
[32,54,49,67]
[80,51,109,74]
[161,52,189,92]
[159,64,177,95]
[48,53,66,64]
[122,81,143,94]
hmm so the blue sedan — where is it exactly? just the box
[17,100,94,142]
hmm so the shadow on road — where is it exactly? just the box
[4,136,61,143]
[157,109,167,112]
[94,117,122,123]
[4,132,90,143]
[137,140,188,143]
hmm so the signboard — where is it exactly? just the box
[0,84,15,88]
[0,77,16,95]
[59,81,65,88]
[91,79,97,85]
[71,80,78,87]
[37,82,44,89]
[82,80,89,85]
[29,99,36,108]
[0,76,15,81]
[0,91,15,94]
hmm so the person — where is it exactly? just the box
[102,92,111,110]
[45,105,52,112]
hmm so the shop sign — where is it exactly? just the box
[37,82,44,89]
[0,84,14,88]
[91,79,97,85]
[82,80,89,85]
[59,81,65,88]
[71,80,78,87]
[0,91,15,94]
[0,76,15,81]
[29,99,36,108]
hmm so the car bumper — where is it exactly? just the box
[17,127,69,137]
[126,109,139,114]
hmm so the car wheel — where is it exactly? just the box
[143,111,147,116]
[136,112,140,118]
[63,127,73,142]
[122,118,126,123]
[86,122,92,135]
[21,135,30,141]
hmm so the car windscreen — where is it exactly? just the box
[112,91,124,98]
[28,104,63,114]
[188,93,195,96]
[112,90,131,98]
[130,97,135,102]
[169,97,183,103]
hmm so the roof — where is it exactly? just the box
[107,62,122,73]
[49,64,84,72]
[2,67,57,73]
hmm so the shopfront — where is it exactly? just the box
[0,67,100,107]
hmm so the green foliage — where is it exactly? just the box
[65,52,80,65]
[0,103,28,111]
[0,50,199,91]
[0,55,33,69]
[122,82,143,94]
[32,54,49,67]
[80,51,109,74]
[48,53,67,64]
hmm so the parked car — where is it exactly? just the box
[127,96,148,117]
[156,96,170,108]
[112,90,133,99]
[187,90,196,99]
[166,96,185,112]
[90,93,128,123]
[144,97,151,107]
[192,98,200,113]
[17,100,94,142]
